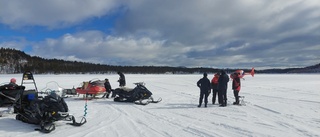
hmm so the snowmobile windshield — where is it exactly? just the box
[48,92,60,101]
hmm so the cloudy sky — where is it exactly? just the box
[1,0,319,69]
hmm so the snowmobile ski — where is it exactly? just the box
[134,97,162,105]
[35,122,56,133]
[66,116,87,126]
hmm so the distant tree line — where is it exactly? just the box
[0,48,319,74]
[0,48,223,74]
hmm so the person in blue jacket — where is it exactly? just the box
[197,73,211,108]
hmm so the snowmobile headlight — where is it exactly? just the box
[52,111,56,115]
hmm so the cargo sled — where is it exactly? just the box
[0,84,25,107]
[75,79,106,99]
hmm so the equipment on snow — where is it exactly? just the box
[13,71,86,133]
[230,67,255,79]
[233,96,246,106]
[75,79,106,99]
[0,85,25,107]
[112,82,161,105]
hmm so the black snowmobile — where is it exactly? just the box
[13,71,86,133]
[112,82,161,105]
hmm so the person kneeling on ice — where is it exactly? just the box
[197,73,211,108]
[102,78,113,98]
[232,73,241,105]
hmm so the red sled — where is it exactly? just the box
[76,79,106,96]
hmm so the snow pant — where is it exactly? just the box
[199,91,209,107]
[102,90,112,98]
[233,90,239,104]
[119,80,126,87]
[212,89,218,104]
[218,89,227,106]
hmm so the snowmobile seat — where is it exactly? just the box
[119,87,133,92]
[15,90,38,109]
[22,90,38,100]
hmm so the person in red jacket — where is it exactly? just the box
[211,73,220,104]
[232,72,241,105]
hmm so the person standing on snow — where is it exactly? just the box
[102,78,112,98]
[117,72,126,87]
[218,70,229,107]
[211,73,220,105]
[232,73,241,105]
[197,72,211,108]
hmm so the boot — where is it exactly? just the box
[220,102,227,107]
[106,93,110,98]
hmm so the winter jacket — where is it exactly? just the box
[104,81,112,92]
[218,71,229,90]
[211,74,219,90]
[118,72,126,86]
[197,77,211,93]
[232,76,241,91]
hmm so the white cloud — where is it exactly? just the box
[0,41,27,51]
[31,31,191,66]
[1,0,320,68]
[0,0,120,28]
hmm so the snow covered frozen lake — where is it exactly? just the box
[0,73,319,137]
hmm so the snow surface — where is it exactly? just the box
[0,74,319,137]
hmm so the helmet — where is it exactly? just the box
[10,78,16,83]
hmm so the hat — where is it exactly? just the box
[220,70,226,75]
[10,78,16,83]
[203,73,208,77]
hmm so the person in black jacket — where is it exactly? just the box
[117,72,126,87]
[102,78,112,98]
[218,70,229,107]
[197,73,211,108]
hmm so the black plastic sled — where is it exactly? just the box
[112,82,162,105]
[0,85,25,107]
[14,71,86,133]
